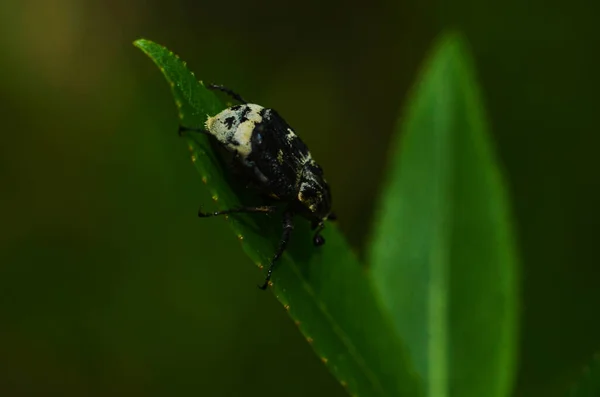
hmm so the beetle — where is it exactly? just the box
[179,84,335,290]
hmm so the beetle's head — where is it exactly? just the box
[297,161,336,246]
[298,162,332,219]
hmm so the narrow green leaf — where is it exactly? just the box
[368,32,519,397]
[569,354,600,397]
[134,39,421,397]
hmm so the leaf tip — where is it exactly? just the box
[133,38,152,50]
[430,29,473,69]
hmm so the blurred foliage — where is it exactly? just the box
[369,33,517,397]
[0,0,599,397]
[569,354,600,397]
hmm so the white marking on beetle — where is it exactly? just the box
[286,128,298,142]
[205,104,264,159]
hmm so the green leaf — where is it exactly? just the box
[134,39,422,397]
[368,32,519,397]
[569,354,600,397]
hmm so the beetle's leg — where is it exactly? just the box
[312,222,326,246]
[229,150,241,170]
[207,84,248,104]
[311,212,336,246]
[198,205,277,217]
[178,125,209,137]
[258,210,294,290]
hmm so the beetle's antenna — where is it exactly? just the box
[178,125,209,137]
[207,84,248,104]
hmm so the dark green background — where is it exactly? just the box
[0,0,598,396]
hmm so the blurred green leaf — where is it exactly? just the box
[368,32,519,397]
[134,39,421,397]
[569,354,600,397]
